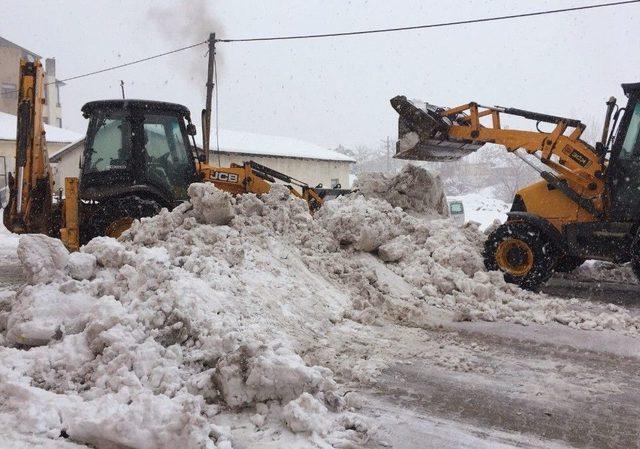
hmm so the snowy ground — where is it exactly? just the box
[448,188,510,230]
[0,167,639,448]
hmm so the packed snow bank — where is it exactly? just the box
[560,260,638,285]
[17,234,70,284]
[355,164,449,217]
[0,184,369,448]
[1,165,639,448]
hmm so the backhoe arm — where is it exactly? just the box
[198,160,350,212]
[3,59,54,235]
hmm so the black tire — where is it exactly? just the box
[554,255,585,273]
[483,221,558,291]
[81,196,161,244]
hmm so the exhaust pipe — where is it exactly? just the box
[598,96,617,155]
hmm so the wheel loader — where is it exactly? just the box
[391,83,640,290]
[3,59,349,251]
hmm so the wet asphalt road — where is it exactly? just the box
[371,324,640,448]
[366,278,640,449]
[544,277,640,307]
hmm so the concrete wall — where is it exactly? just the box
[44,59,63,128]
[0,47,21,115]
[50,140,353,195]
[0,44,62,126]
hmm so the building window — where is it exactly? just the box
[56,118,62,128]
[0,83,18,100]
[331,178,340,188]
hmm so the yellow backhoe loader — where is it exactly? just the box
[391,84,640,290]
[3,59,349,251]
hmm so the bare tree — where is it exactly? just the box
[473,145,540,202]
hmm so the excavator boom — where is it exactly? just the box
[3,59,54,235]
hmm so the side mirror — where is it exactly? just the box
[187,123,197,136]
[198,153,206,163]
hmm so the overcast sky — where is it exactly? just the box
[2,0,639,149]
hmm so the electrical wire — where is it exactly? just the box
[217,0,640,42]
[57,41,208,83]
[1,0,637,95]
[0,40,207,95]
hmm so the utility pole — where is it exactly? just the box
[120,80,125,99]
[203,33,216,165]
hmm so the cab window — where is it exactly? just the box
[86,113,130,172]
[142,114,193,194]
[620,102,640,160]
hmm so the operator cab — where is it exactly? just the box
[605,83,640,222]
[80,99,199,207]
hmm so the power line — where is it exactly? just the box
[57,41,207,83]
[217,0,640,42]
[0,0,636,95]
[1,40,207,95]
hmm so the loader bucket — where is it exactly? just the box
[390,95,481,161]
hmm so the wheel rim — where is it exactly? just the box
[105,217,134,238]
[495,238,534,276]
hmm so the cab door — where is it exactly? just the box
[140,113,196,202]
[607,90,640,222]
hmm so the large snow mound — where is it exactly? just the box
[1,166,638,447]
[354,164,449,217]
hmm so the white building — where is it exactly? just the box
[50,129,355,194]
[0,111,82,192]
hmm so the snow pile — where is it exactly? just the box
[354,164,449,217]
[561,260,638,285]
[314,193,640,333]
[1,165,639,447]
[17,234,70,284]
[0,185,369,448]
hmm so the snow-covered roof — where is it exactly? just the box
[49,128,355,163]
[0,111,83,143]
[49,137,84,162]
[200,129,355,163]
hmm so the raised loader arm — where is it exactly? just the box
[390,96,606,216]
[3,59,54,235]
